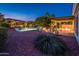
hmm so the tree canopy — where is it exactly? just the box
[35,12,55,27]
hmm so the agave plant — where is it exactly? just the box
[34,34,70,56]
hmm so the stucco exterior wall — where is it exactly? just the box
[73,3,79,44]
[50,18,74,35]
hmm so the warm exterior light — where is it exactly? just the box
[42,28,48,32]
[65,28,70,31]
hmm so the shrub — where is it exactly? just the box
[34,34,69,56]
[1,23,10,28]
[0,27,8,52]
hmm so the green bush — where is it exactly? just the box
[34,34,69,56]
[1,23,10,28]
[0,27,8,52]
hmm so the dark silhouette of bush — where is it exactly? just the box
[34,34,70,56]
[0,28,8,52]
[1,23,10,28]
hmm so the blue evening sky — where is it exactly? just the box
[0,3,73,21]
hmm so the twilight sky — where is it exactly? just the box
[0,3,73,21]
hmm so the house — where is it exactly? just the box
[72,3,79,44]
[49,16,75,35]
[5,18,35,28]
[5,18,28,28]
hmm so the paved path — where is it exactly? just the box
[5,29,79,56]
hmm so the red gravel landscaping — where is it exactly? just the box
[5,29,79,56]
